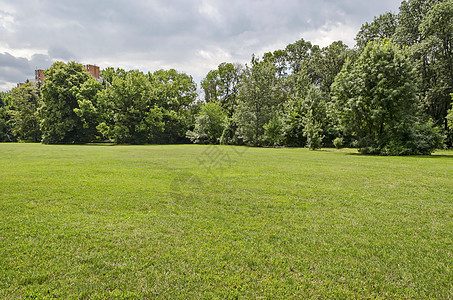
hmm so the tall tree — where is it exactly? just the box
[447,94,453,130]
[392,0,451,143]
[355,12,398,50]
[280,69,312,147]
[73,78,104,141]
[40,61,96,144]
[100,67,127,87]
[151,69,197,111]
[201,62,243,115]
[234,60,284,146]
[331,39,443,155]
[9,82,42,142]
[150,69,198,143]
[419,0,453,132]
[96,70,164,144]
[285,38,317,74]
[301,87,327,150]
[309,41,351,94]
[263,49,290,78]
[394,0,444,46]
[0,92,14,142]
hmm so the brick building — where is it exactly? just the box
[18,64,102,87]
[85,64,101,81]
[35,69,45,84]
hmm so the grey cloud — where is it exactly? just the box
[48,46,78,61]
[0,0,401,91]
[0,52,53,88]
[0,52,29,70]
[0,53,33,85]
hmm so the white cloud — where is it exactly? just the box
[0,81,16,91]
[0,10,14,31]
[0,46,47,60]
[199,1,221,21]
[302,22,360,48]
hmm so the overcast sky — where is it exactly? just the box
[0,0,401,91]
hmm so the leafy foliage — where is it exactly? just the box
[279,71,312,147]
[234,60,284,146]
[355,12,398,49]
[201,63,243,114]
[418,0,453,131]
[151,69,198,144]
[187,102,227,144]
[333,137,344,149]
[263,116,283,146]
[73,77,103,141]
[96,70,164,144]
[447,94,453,129]
[394,0,444,46]
[1,2,449,154]
[95,68,197,144]
[40,62,96,144]
[331,39,443,155]
[301,87,327,150]
[0,92,15,142]
[392,0,452,144]
[309,41,352,94]
[9,82,42,142]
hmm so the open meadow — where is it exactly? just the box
[0,143,452,298]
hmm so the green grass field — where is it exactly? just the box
[0,143,452,299]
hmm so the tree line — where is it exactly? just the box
[1,0,452,155]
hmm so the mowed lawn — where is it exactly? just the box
[0,144,452,299]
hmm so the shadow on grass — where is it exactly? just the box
[316,147,453,158]
[345,152,453,158]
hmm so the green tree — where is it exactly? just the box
[151,69,197,111]
[419,0,453,133]
[264,38,320,82]
[186,102,227,144]
[263,49,291,78]
[331,39,443,155]
[280,70,312,147]
[0,91,15,142]
[285,38,317,74]
[234,60,284,146]
[96,70,164,144]
[393,0,451,143]
[10,82,42,142]
[40,61,96,144]
[280,103,305,147]
[301,87,327,150]
[447,94,453,129]
[201,62,243,115]
[100,67,127,86]
[394,0,444,46]
[150,69,198,143]
[355,12,398,49]
[309,41,351,94]
[263,116,283,146]
[73,78,104,141]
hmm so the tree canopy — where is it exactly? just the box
[331,39,443,155]
[10,82,42,142]
[40,62,96,144]
[1,0,451,155]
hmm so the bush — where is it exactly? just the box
[263,117,283,146]
[187,102,227,144]
[333,137,344,149]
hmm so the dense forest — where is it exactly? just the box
[1,0,452,155]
